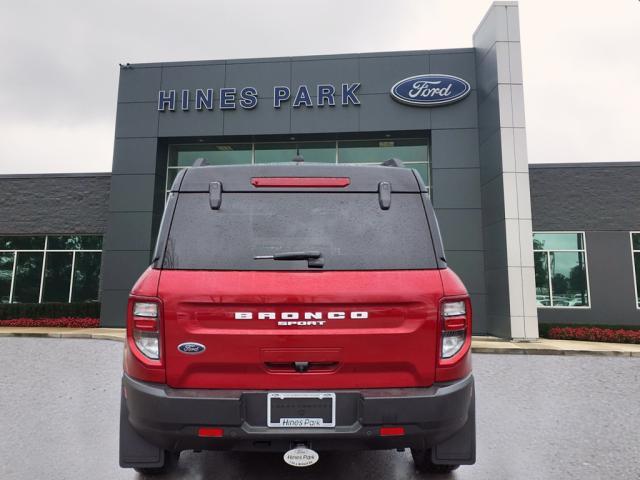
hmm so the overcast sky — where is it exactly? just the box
[0,0,638,174]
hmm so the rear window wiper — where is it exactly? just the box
[254,251,324,268]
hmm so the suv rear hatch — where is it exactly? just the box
[155,164,445,390]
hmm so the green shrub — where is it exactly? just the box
[0,302,100,320]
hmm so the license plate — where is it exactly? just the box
[267,392,336,428]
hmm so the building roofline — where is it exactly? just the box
[119,47,475,69]
[529,162,640,169]
[0,172,111,180]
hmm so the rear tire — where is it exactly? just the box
[411,447,460,474]
[133,451,180,475]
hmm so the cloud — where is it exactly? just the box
[0,121,114,173]
[0,0,638,173]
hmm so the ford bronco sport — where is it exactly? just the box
[119,160,475,474]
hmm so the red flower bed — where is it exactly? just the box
[0,317,99,328]
[547,326,640,344]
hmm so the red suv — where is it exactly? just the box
[119,161,475,474]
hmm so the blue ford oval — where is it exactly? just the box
[390,74,471,106]
[177,342,206,354]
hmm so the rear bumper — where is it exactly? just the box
[122,373,474,453]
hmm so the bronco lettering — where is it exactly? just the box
[235,311,368,320]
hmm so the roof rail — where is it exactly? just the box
[380,158,405,168]
[192,157,209,167]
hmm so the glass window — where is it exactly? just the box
[550,251,589,307]
[167,136,431,196]
[632,233,640,308]
[0,236,45,250]
[47,235,102,250]
[0,235,102,304]
[71,252,101,302]
[534,251,550,306]
[636,253,640,308]
[169,144,252,167]
[407,163,429,187]
[12,252,44,303]
[41,252,73,302]
[164,192,437,270]
[338,138,428,164]
[533,233,583,251]
[254,142,335,164]
[0,253,14,303]
[533,232,589,307]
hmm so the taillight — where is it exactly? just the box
[132,301,160,360]
[440,299,469,359]
[380,427,405,437]
[198,427,224,438]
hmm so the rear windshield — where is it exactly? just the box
[161,192,437,270]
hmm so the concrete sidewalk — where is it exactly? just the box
[1,327,639,357]
[0,327,126,342]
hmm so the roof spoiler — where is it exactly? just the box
[380,158,404,168]
[192,157,209,167]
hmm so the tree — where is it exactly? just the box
[551,273,568,295]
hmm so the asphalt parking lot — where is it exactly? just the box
[0,337,639,480]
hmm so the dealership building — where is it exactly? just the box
[1,2,638,338]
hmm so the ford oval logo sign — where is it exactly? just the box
[177,342,206,354]
[390,74,471,107]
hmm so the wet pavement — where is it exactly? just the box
[0,337,638,480]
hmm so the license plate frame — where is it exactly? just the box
[267,392,336,428]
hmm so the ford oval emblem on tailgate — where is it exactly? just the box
[177,342,206,354]
[390,74,471,106]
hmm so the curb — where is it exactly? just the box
[1,329,640,356]
[471,346,640,357]
[0,331,125,342]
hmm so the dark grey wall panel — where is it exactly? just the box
[100,289,130,327]
[530,163,640,231]
[476,43,500,101]
[225,61,290,98]
[480,175,506,226]
[358,54,429,94]
[431,129,479,169]
[290,101,359,134]
[115,102,158,138]
[431,91,478,130]
[477,87,500,144]
[435,209,484,252]
[358,94,430,131]
[291,58,359,91]
[100,250,153,291]
[470,293,488,334]
[0,174,110,234]
[108,174,156,212]
[430,52,477,89]
[158,108,223,137]
[102,212,153,251]
[223,105,291,135]
[537,231,640,327]
[160,63,226,91]
[446,250,486,295]
[482,220,509,271]
[117,67,162,103]
[112,138,160,175]
[431,168,481,209]
[478,128,502,183]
